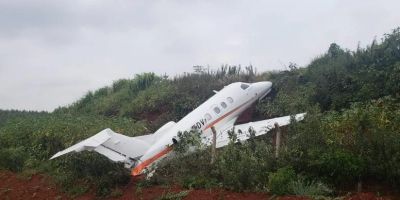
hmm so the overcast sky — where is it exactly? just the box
[0,0,399,111]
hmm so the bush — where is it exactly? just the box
[215,138,276,191]
[290,177,332,197]
[312,149,364,185]
[268,166,296,195]
[0,113,144,197]
[0,147,27,172]
[157,129,277,192]
[280,97,400,188]
[156,190,190,200]
[268,167,332,197]
[181,176,219,189]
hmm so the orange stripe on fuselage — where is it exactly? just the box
[131,97,255,176]
[131,146,173,176]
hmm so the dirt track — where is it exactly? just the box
[0,170,395,200]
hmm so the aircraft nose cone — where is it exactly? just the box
[263,81,272,89]
[257,81,272,92]
[254,81,272,99]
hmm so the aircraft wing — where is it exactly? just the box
[214,113,306,148]
[201,117,238,146]
[50,128,154,167]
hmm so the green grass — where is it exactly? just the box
[155,190,191,200]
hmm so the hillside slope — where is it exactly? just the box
[0,28,399,198]
[56,28,400,120]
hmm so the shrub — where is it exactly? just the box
[156,190,190,200]
[268,166,296,195]
[268,167,332,197]
[0,147,27,172]
[157,129,277,192]
[181,176,219,189]
[290,177,332,197]
[0,113,143,197]
[215,138,276,191]
[312,149,364,185]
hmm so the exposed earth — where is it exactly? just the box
[0,170,396,200]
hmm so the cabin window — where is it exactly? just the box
[227,97,233,103]
[240,83,250,90]
[221,102,227,108]
[205,113,212,120]
[214,107,221,114]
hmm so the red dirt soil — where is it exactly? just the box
[0,170,396,200]
[0,170,67,200]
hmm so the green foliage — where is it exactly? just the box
[155,96,400,194]
[157,129,277,192]
[0,147,27,172]
[55,153,131,196]
[268,167,332,196]
[155,149,215,188]
[290,177,332,197]
[156,190,191,200]
[1,28,400,197]
[311,149,364,185]
[0,113,146,196]
[64,183,89,198]
[109,188,123,198]
[257,69,314,117]
[283,96,400,186]
[0,110,47,128]
[268,167,296,195]
[215,139,276,191]
[326,97,400,185]
[181,176,219,189]
[121,81,175,130]
[174,129,203,154]
[55,72,162,117]
[305,28,400,111]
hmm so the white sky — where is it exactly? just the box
[0,0,399,111]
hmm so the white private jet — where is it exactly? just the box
[50,82,305,176]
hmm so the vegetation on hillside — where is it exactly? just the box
[0,110,47,127]
[0,27,399,197]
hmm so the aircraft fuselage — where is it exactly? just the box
[132,81,272,175]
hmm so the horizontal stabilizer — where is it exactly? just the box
[50,128,160,169]
[50,128,112,159]
[94,145,126,162]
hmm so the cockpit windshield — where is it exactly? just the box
[240,83,250,90]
